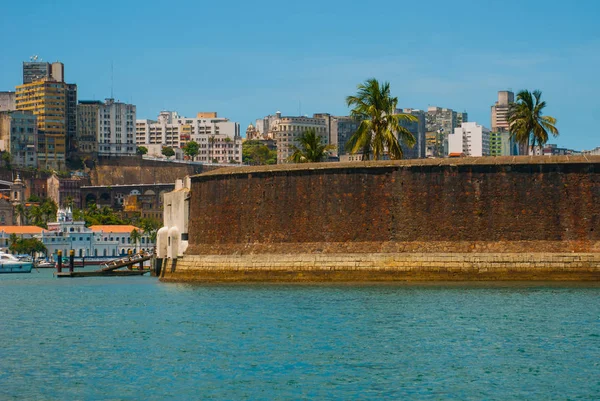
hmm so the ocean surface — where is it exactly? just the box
[0,268,598,400]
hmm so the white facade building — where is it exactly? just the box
[97,99,137,157]
[136,112,242,163]
[255,112,329,164]
[40,208,154,259]
[448,122,490,157]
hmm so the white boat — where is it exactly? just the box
[0,252,33,274]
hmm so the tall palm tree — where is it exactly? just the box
[346,79,416,160]
[508,90,559,153]
[287,129,336,163]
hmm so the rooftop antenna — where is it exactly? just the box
[110,61,114,99]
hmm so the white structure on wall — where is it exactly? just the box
[157,177,190,260]
[448,122,490,157]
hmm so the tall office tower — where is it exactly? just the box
[490,91,517,156]
[23,61,64,84]
[65,84,78,156]
[15,79,67,169]
[76,101,102,155]
[397,108,426,159]
[0,111,38,168]
[425,106,467,157]
[97,99,137,157]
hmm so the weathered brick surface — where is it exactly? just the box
[187,156,600,255]
[174,156,600,282]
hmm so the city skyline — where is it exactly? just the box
[1,0,599,151]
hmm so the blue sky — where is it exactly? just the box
[1,0,599,150]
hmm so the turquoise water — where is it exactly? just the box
[1,269,599,400]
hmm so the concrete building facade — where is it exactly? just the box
[490,91,517,156]
[15,79,67,169]
[0,111,38,168]
[76,100,101,154]
[448,122,490,157]
[397,108,426,159]
[136,112,242,163]
[97,99,137,157]
[157,177,191,260]
[425,106,468,157]
[0,92,16,112]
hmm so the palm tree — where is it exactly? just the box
[346,79,417,160]
[287,129,336,163]
[14,204,27,226]
[507,90,559,153]
[130,229,141,254]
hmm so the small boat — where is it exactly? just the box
[35,260,56,269]
[0,252,33,274]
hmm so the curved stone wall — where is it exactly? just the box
[165,156,600,282]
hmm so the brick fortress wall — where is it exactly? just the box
[167,156,600,282]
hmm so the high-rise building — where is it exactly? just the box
[448,122,490,157]
[397,108,426,159]
[65,84,78,156]
[96,99,137,157]
[22,61,64,84]
[15,79,67,169]
[76,101,102,155]
[490,91,517,156]
[327,116,360,158]
[0,111,38,168]
[425,106,467,157]
[136,111,242,163]
[0,92,16,111]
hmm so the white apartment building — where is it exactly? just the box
[97,99,137,157]
[256,112,329,163]
[136,112,242,163]
[448,122,490,157]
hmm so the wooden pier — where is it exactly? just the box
[55,251,154,278]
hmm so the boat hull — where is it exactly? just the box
[0,263,33,274]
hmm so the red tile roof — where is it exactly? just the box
[89,225,141,233]
[0,226,45,234]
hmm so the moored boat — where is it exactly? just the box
[0,252,33,274]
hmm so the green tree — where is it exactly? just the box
[182,141,199,160]
[11,238,46,259]
[27,194,41,203]
[8,234,19,251]
[287,129,336,163]
[140,218,160,250]
[130,228,141,253]
[136,146,148,155]
[507,90,559,152]
[1,152,11,170]
[242,140,277,165]
[162,146,175,159]
[346,78,416,160]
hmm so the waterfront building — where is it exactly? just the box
[448,122,490,157]
[0,111,38,168]
[426,106,468,157]
[0,226,45,252]
[40,208,154,258]
[397,108,426,159]
[136,111,242,163]
[15,79,67,169]
[0,92,16,111]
